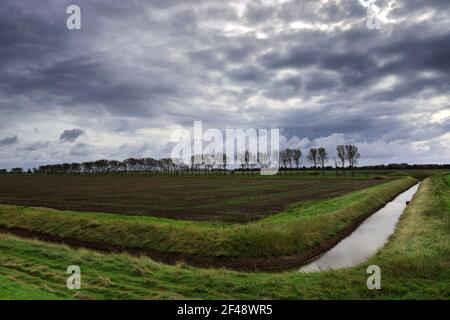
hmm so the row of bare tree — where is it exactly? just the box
[2,145,360,176]
[36,158,182,175]
[278,145,360,176]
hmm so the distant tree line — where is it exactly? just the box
[36,158,191,175]
[0,145,368,176]
[5,157,228,176]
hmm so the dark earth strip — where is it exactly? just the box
[0,175,383,222]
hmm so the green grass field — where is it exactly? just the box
[0,174,448,299]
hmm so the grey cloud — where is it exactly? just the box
[260,48,319,70]
[378,32,450,75]
[227,65,269,83]
[60,129,85,143]
[263,75,303,100]
[244,2,275,24]
[22,140,50,151]
[304,72,339,92]
[69,143,92,157]
[0,135,18,146]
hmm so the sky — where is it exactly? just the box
[0,0,449,169]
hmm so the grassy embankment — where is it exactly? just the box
[0,174,448,299]
[0,178,416,264]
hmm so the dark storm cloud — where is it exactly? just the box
[0,0,449,168]
[0,135,18,146]
[260,47,319,69]
[263,75,303,100]
[304,72,339,92]
[227,65,270,83]
[378,32,450,74]
[60,129,85,143]
[393,0,450,16]
[0,1,68,66]
[245,2,275,24]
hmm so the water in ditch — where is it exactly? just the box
[299,183,420,272]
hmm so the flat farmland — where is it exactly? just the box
[0,175,384,222]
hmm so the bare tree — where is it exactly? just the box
[292,149,302,174]
[317,147,328,176]
[307,148,318,175]
[172,157,183,176]
[333,157,339,177]
[258,152,270,172]
[190,155,195,175]
[191,156,199,175]
[224,153,228,176]
[244,150,250,176]
[247,151,257,176]
[285,148,293,175]
[336,145,346,176]
[237,152,246,176]
[345,145,360,176]
[279,150,289,175]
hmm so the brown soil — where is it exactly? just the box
[0,175,383,222]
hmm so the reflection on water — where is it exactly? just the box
[300,183,420,272]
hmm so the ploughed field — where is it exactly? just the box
[0,175,384,222]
